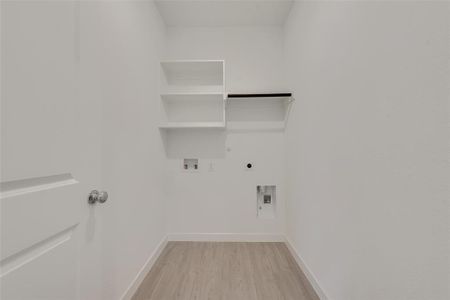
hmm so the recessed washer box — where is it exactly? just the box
[183,158,199,171]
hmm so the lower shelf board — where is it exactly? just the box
[226,121,285,131]
[159,122,226,129]
[159,121,286,131]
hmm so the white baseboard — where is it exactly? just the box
[120,236,168,300]
[284,237,329,300]
[168,233,285,242]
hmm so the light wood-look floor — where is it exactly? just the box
[132,242,319,300]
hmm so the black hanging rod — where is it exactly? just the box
[227,93,292,98]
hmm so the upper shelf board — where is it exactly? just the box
[161,60,224,86]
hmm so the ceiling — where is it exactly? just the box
[155,0,294,27]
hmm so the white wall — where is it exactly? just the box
[284,2,449,300]
[164,27,287,237]
[79,2,167,299]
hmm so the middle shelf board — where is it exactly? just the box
[161,92,224,102]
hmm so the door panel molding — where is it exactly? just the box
[0,225,77,277]
[1,178,81,260]
[0,173,77,199]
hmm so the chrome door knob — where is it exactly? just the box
[98,191,108,203]
[88,190,108,204]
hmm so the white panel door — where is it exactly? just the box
[1,2,102,299]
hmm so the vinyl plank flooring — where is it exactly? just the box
[132,242,319,300]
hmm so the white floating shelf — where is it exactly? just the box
[159,60,226,134]
[159,122,226,129]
